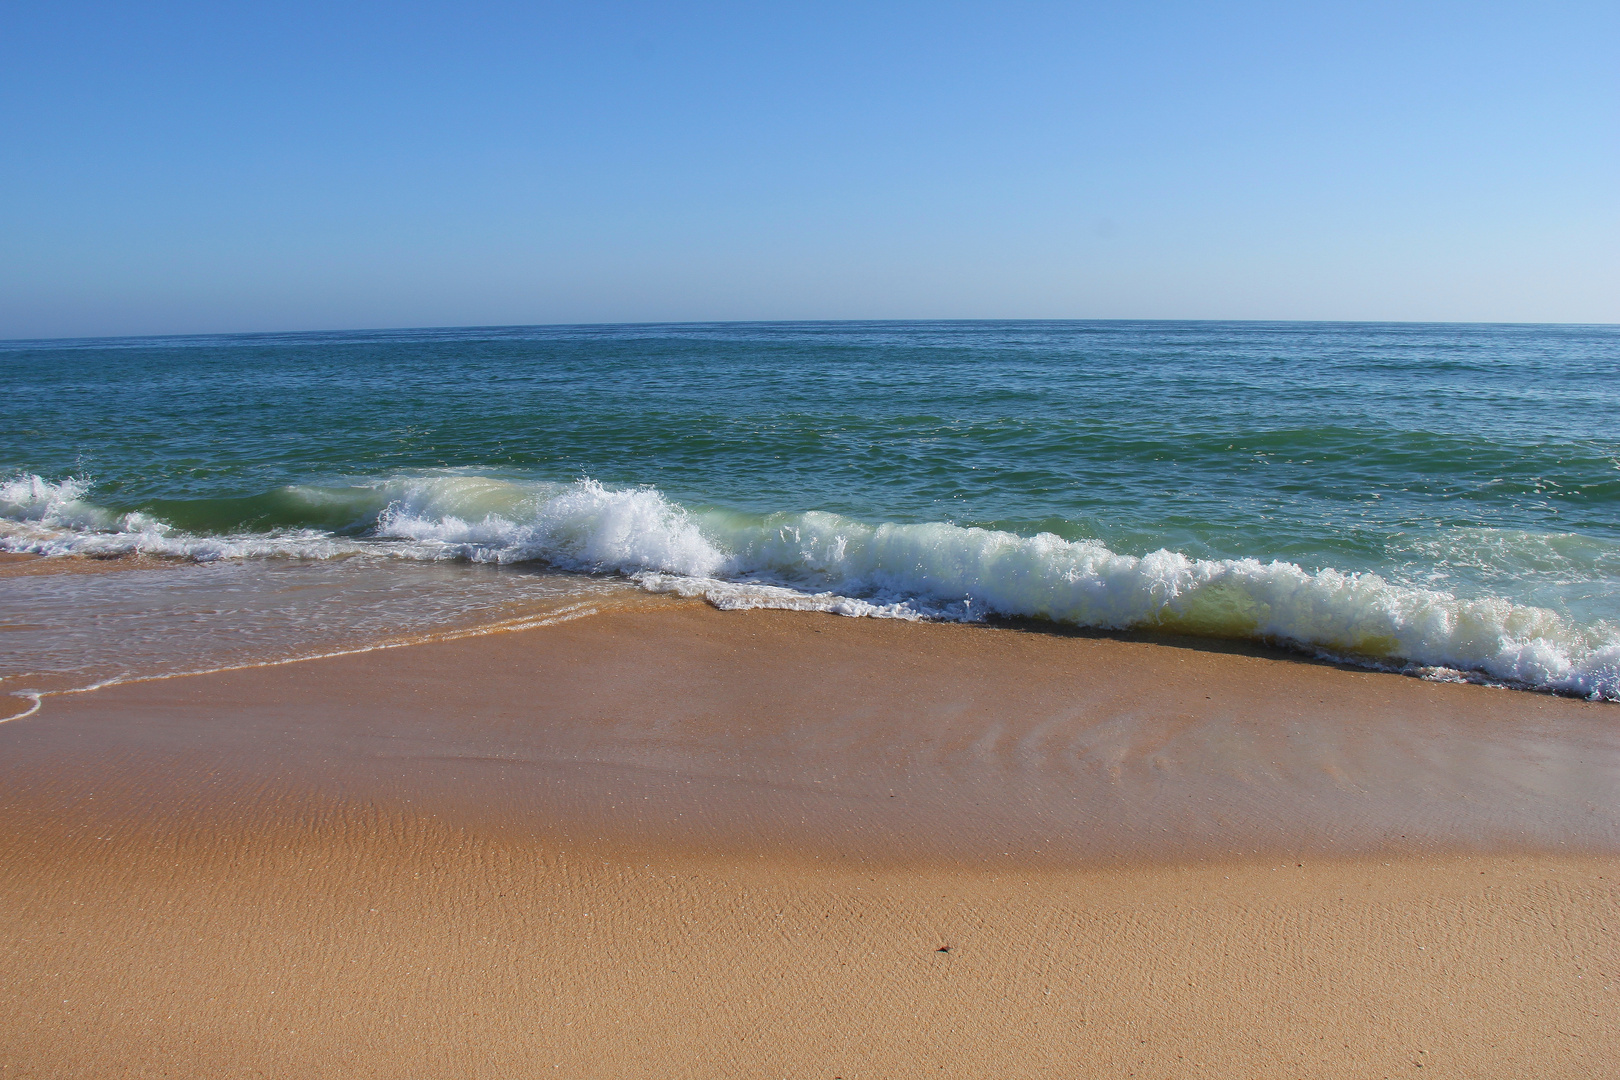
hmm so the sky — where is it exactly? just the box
[2,1,1616,337]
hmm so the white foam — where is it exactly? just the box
[5,473,1618,700]
[0,475,369,560]
[0,474,118,531]
[375,478,726,575]
[635,573,930,620]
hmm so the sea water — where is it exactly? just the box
[3,321,1617,699]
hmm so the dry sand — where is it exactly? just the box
[2,598,1616,1077]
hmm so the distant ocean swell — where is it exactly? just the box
[4,473,1618,701]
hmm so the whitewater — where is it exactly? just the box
[5,472,1617,701]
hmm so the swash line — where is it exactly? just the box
[0,602,601,725]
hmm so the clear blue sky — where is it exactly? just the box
[3,1,1615,337]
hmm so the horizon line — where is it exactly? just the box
[6,316,1618,347]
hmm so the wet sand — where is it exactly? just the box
[0,550,173,577]
[2,600,1617,1076]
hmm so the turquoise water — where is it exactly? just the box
[3,321,1618,697]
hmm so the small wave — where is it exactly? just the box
[4,473,1617,700]
[635,573,932,620]
[374,476,726,575]
[1,474,122,531]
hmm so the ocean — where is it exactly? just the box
[3,320,1618,700]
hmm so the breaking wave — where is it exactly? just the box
[4,473,1618,700]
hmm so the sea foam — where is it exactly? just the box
[4,474,1618,700]
[0,475,364,561]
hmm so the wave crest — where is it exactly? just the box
[373,478,727,576]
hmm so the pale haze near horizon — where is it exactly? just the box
[2,1,1616,340]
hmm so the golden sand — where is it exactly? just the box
[2,600,1616,1077]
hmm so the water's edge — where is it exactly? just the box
[6,473,1616,701]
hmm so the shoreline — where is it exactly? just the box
[9,537,1620,702]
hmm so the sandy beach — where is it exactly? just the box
[2,593,1616,1077]
[9,2,1620,1073]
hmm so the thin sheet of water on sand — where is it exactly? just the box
[0,555,638,699]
